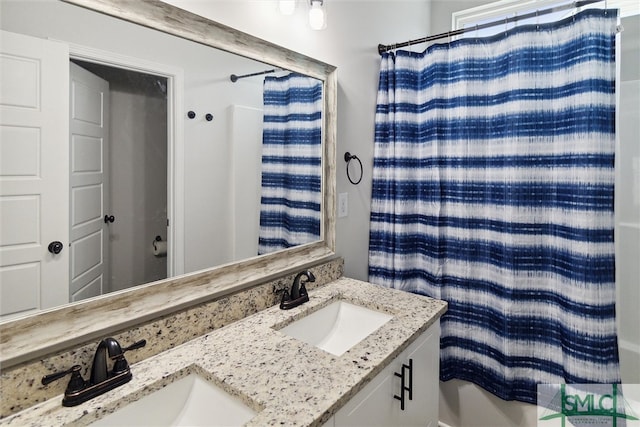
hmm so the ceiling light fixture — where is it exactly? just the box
[308,0,326,30]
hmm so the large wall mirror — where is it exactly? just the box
[0,0,336,367]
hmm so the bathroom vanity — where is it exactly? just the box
[0,278,446,426]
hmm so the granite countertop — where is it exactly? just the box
[1,277,447,427]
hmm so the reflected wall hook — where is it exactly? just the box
[344,152,363,185]
[187,111,213,122]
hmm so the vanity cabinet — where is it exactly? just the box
[325,321,440,427]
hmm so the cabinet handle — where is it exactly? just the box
[406,358,413,401]
[393,358,413,410]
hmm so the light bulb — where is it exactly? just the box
[309,0,325,30]
[279,0,296,15]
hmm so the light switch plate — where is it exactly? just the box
[338,192,348,218]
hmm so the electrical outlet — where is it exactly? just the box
[338,192,348,218]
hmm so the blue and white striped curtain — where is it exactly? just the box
[368,10,619,403]
[258,73,322,255]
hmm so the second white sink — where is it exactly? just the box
[278,300,393,356]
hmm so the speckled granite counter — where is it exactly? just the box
[0,278,447,427]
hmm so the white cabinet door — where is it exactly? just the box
[401,322,439,426]
[334,321,440,427]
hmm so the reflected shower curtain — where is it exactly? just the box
[368,10,620,403]
[258,73,322,255]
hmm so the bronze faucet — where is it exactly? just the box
[42,338,146,407]
[280,270,315,310]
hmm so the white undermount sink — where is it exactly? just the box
[91,373,257,427]
[278,300,393,356]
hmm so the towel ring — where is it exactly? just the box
[344,152,363,185]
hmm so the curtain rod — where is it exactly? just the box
[378,0,604,54]
[230,68,282,82]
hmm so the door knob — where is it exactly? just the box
[104,215,115,224]
[48,241,64,254]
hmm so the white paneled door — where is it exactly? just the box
[0,31,69,319]
[69,63,109,302]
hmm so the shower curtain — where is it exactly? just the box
[368,9,620,403]
[258,73,322,255]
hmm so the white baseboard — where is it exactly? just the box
[438,421,454,427]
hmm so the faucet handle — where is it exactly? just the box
[112,339,147,375]
[42,365,86,393]
[279,288,291,309]
[112,355,129,375]
[122,339,147,353]
[299,282,309,297]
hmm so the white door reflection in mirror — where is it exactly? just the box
[0,31,69,320]
[69,62,109,302]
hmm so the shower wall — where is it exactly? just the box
[615,13,640,384]
[229,105,263,261]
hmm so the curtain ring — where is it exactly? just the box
[344,152,363,185]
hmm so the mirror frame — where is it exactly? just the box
[0,0,337,368]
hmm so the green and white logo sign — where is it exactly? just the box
[538,384,640,427]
